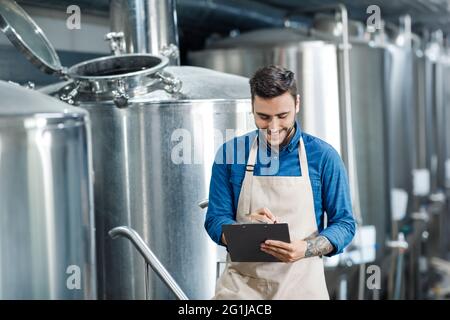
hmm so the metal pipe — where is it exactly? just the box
[386,232,409,299]
[109,226,189,300]
[337,4,362,230]
[178,0,306,30]
[399,15,412,50]
[110,0,180,65]
[394,249,405,299]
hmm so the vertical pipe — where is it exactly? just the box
[399,15,412,50]
[110,0,180,65]
[337,6,366,301]
[338,274,348,300]
[337,5,363,228]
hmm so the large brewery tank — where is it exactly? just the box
[411,33,435,212]
[407,31,450,299]
[410,33,450,298]
[443,45,450,258]
[0,0,253,299]
[0,80,96,299]
[407,32,444,299]
[442,44,450,256]
[309,16,430,300]
[424,32,449,199]
[60,60,252,300]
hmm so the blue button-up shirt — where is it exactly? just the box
[204,121,356,256]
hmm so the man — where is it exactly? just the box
[205,65,356,299]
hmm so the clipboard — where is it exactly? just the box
[222,223,291,262]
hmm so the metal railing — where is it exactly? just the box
[109,226,189,300]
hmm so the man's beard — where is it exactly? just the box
[279,123,296,147]
[261,121,296,149]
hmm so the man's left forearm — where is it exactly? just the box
[304,235,334,258]
[260,232,335,262]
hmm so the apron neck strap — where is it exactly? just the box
[247,134,309,177]
[247,136,259,168]
[240,134,309,216]
[240,137,258,215]
[298,137,309,177]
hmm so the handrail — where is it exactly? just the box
[109,226,189,300]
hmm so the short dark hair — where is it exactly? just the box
[249,65,297,103]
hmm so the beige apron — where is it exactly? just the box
[214,136,329,300]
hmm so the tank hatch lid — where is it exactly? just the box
[0,0,63,76]
[133,66,251,102]
[0,80,86,120]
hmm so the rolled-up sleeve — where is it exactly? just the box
[319,147,356,256]
[204,144,236,246]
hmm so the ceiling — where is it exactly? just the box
[16,0,450,32]
[260,0,450,34]
[15,0,450,48]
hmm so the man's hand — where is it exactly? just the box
[247,207,279,224]
[221,207,278,246]
[260,239,307,263]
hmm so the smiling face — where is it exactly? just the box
[253,92,300,147]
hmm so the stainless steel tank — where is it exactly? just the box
[442,47,450,257]
[428,48,446,196]
[428,36,448,196]
[441,51,450,191]
[412,37,433,200]
[0,0,253,299]
[42,59,253,300]
[308,19,415,299]
[408,35,435,299]
[0,80,96,299]
[55,58,252,300]
[420,34,450,260]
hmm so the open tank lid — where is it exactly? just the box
[0,0,63,76]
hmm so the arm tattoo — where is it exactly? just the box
[304,236,334,258]
[303,231,319,241]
